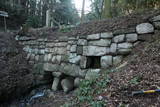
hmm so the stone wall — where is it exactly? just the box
[15,15,160,93]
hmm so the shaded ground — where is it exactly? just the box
[0,32,34,104]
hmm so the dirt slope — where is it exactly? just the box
[0,32,34,103]
[102,31,160,107]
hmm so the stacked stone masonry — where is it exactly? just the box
[16,15,160,92]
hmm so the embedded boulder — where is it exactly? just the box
[136,23,154,34]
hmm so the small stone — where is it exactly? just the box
[113,34,125,43]
[151,15,160,22]
[52,78,61,91]
[126,33,138,42]
[153,22,160,29]
[100,32,113,39]
[77,46,83,55]
[70,45,77,52]
[43,63,59,72]
[77,39,87,45]
[69,55,81,64]
[117,48,132,55]
[118,43,133,49]
[87,34,100,40]
[74,78,82,88]
[110,43,117,54]
[101,56,113,68]
[52,72,63,77]
[136,23,154,34]
[61,78,74,93]
[88,39,111,46]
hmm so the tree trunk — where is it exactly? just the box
[102,0,112,18]
[81,0,85,23]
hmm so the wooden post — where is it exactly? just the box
[4,16,7,32]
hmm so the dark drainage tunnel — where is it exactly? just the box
[86,56,101,69]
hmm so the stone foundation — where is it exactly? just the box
[15,15,160,92]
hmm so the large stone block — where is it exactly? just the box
[60,63,80,77]
[101,56,113,68]
[58,36,68,42]
[52,72,63,77]
[83,46,109,56]
[44,54,52,62]
[113,56,123,65]
[69,54,81,64]
[79,69,87,78]
[88,39,111,46]
[136,23,154,34]
[74,78,83,88]
[52,55,62,64]
[43,63,59,72]
[85,69,101,80]
[80,56,87,69]
[61,78,74,93]
[100,32,113,39]
[70,45,77,52]
[77,46,83,55]
[77,39,87,45]
[118,43,133,49]
[52,78,61,91]
[56,47,67,54]
[113,34,125,43]
[126,33,138,42]
[113,28,136,35]
[110,43,117,54]
[87,34,100,40]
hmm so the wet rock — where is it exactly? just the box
[136,23,154,34]
[61,78,74,93]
